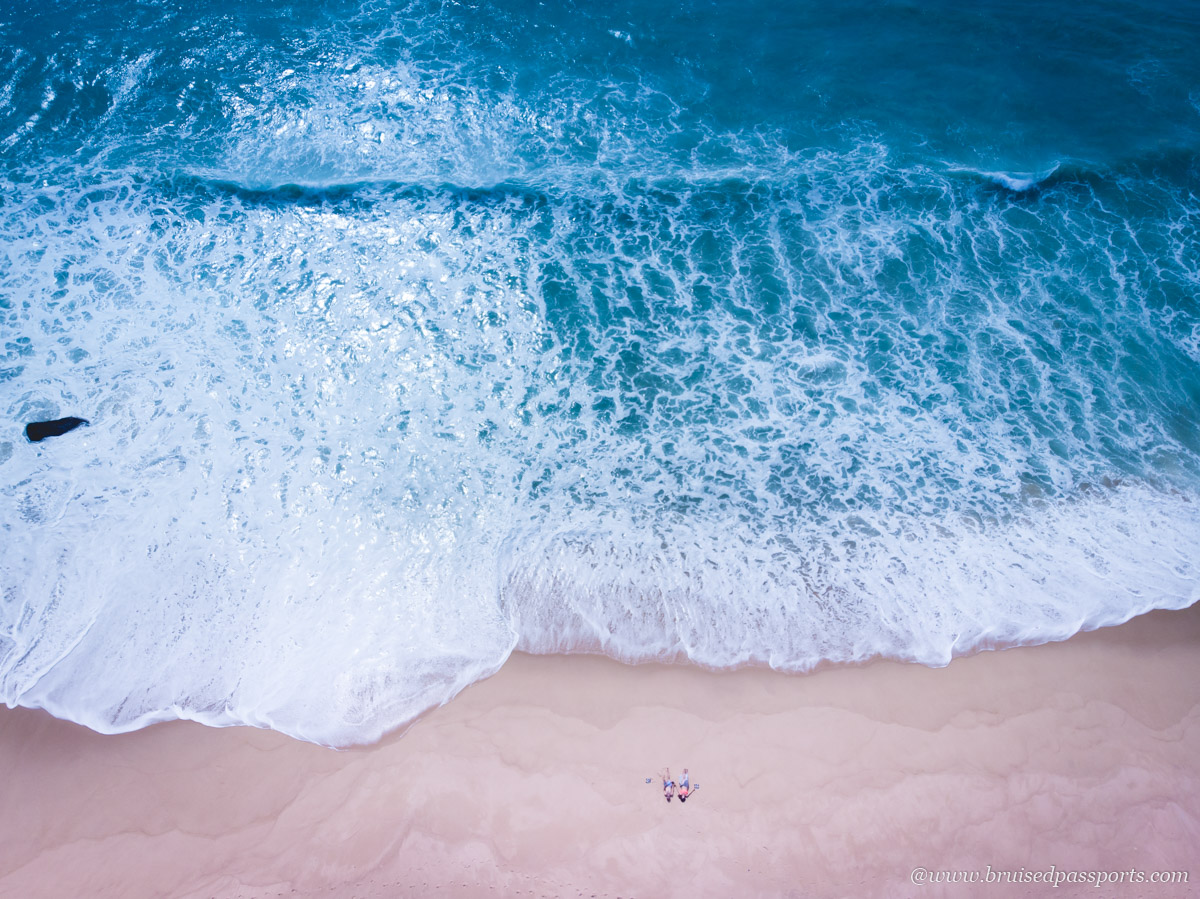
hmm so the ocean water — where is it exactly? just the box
[2,0,1199,746]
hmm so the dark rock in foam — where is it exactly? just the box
[25,417,90,443]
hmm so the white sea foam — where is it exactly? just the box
[2,9,1199,746]
[944,163,1062,193]
[2,155,1198,746]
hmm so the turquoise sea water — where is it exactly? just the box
[2,0,1199,745]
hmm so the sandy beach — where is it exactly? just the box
[2,604,1198,899]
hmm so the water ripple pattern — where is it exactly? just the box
[2,0,1199,744]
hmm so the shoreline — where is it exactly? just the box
[2,604,1199,898]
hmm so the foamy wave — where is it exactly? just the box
[3,2,1200,746]
[2,149,1198,745]
[507,485,1200,668]
[944,163,1064,192]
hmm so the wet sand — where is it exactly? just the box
[2,604,1199,898]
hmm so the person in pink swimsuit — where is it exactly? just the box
[677,769,692,802]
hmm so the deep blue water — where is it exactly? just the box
[2,0,1199,745]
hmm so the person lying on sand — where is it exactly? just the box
[662,768,676,802]
[677,768,691,802]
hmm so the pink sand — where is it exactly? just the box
[2,606,1198,898]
